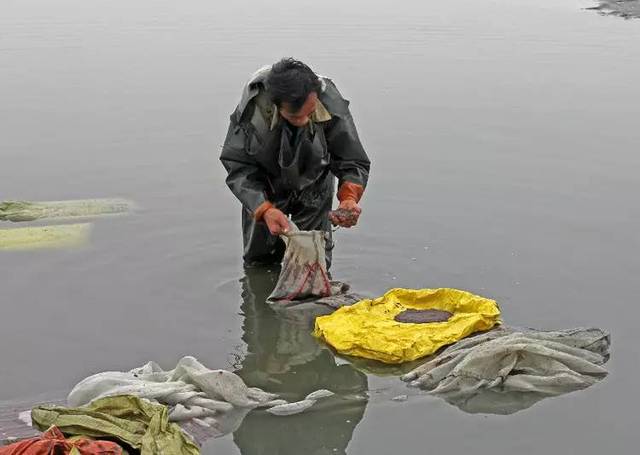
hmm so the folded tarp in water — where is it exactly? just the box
[0,223,91,251]
[0,199,133,222]
[314,288,501,364]
[401,326,610,414]
[31,395,199,455]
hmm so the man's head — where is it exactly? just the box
[266,58,322,127]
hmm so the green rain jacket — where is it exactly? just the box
[220,65,371,216]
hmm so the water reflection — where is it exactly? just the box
[438,389,558,415]
[232,267,369,455]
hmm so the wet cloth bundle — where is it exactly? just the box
[67,356,334,422]
[267,225,362,307]
[401,326,610,414]
[268,228,331,302]
[0,199,133,222]
[314,288,501,363]
[31,396,199,455]
[0,426,123,455]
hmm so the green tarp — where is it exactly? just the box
[0,199,133,222]
[31,395,200,455]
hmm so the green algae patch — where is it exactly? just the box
[0,199,133,222]
[0,223,92,250]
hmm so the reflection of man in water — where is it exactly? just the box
[233,268,368,455]
[220,58,371,269]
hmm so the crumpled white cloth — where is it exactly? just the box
[68,356,334,421]
[401,327,610,414]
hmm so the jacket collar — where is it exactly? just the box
[269,99,332,131]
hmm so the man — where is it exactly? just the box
[220,58,371,268]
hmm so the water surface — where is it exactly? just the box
[1,0,639,453]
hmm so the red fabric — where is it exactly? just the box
[283,262,332,301]
[0,426,122,455]
[337,181,364,203]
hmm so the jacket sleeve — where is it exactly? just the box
[220,118,271,217]
[325,107,371,202]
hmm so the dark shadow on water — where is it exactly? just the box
[232,267,369,455]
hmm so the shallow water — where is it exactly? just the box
[1,0,639,453]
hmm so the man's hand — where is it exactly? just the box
[329,199,362,228]
[263,207,290,235]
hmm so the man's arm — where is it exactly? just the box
[325,106,370,200]
[220,119,270,215]
[220,118,290,234]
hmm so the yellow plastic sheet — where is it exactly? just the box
[314,288,501,364]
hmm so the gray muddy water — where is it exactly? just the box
[1,0,639,453]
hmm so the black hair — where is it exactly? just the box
[266,58,322,112]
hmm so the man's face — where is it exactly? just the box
[279,92,318,127]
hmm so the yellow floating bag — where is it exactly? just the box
[314,288,501,364]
